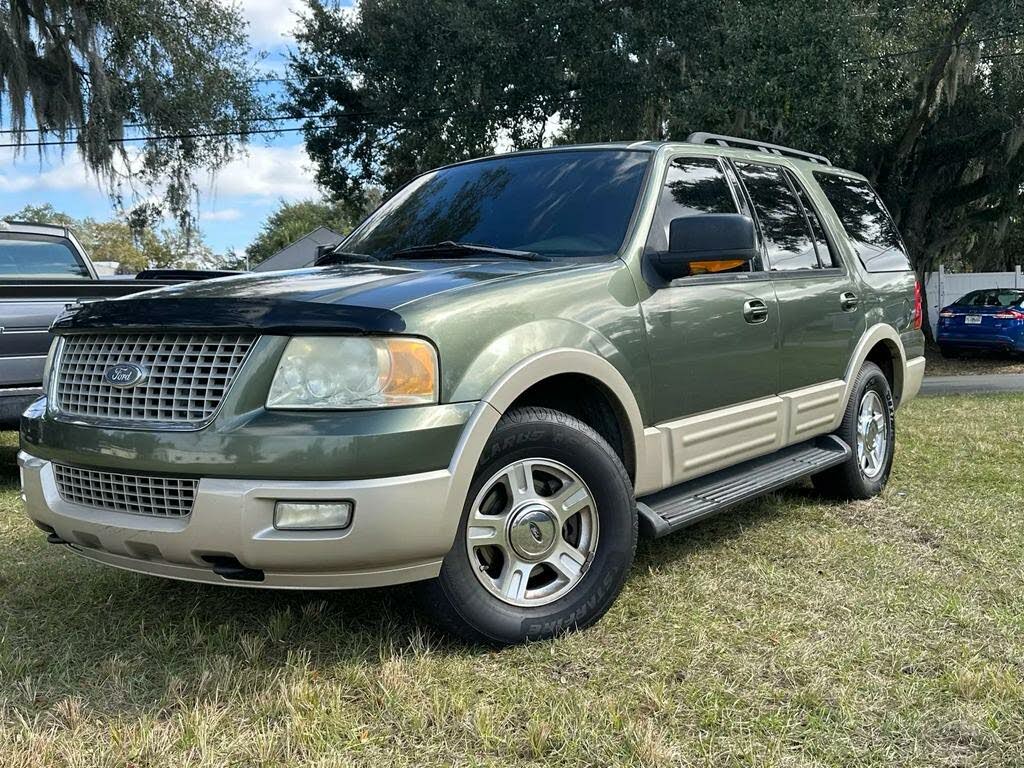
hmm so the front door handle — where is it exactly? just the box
[840,292,859,312]
[743,298,769,324]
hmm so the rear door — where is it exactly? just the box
[731,162,864,392]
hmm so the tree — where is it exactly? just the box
[245,198,362,267]
[0,0,267,225]
[2,203,76,228]
[287,0,1024,284]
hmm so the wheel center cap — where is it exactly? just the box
[508,505,558,560]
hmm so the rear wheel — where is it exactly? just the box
[417,407,637,645]
[939,345,960,359]
[812,361,895,500]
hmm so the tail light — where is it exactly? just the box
[994,309,1024,320]
[939,308,956,318]
[913,281,923,330]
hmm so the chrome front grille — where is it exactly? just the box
[54,333,255,425]
[54,464,197,518]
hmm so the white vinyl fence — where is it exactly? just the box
[924,265,1024,337]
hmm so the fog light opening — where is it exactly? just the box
[274,501,354,531]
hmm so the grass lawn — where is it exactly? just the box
[2,395,1023,767]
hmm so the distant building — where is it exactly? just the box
[252,226,343,272]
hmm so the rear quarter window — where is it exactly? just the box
[814,173,912,273]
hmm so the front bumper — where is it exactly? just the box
[19,450,460,589]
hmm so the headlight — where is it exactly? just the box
[267,336,438,409]
[41,337,62,396]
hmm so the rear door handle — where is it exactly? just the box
[840,292,859,311]
[743,298,769,324]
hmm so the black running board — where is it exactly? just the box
[637,435,851,538]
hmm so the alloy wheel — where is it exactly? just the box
[465,458,599,607]
[856,390,888,479]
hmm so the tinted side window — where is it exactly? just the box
[645,157,738,255]
[0,235,89,279]
[735,163,818,271]
[814,173,911,272]
[791,179,838,268]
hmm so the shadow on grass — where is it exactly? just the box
[0,466,816,719]
[634,484,815,573]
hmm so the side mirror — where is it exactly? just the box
[650,213,759,281]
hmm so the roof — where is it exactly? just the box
[434,135,860,179]
[252,226,344,272]
[0,220,71,237]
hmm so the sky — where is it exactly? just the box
[0,0,351,259]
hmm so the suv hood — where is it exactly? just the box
[52,259,583,335]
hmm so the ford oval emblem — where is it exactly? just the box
[103,362,147,389]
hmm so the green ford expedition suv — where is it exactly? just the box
[19,134,926,644]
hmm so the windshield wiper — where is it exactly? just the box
[387,241,546,262]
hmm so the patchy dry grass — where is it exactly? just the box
[924,345,1024,376]
[1,396,1023,767]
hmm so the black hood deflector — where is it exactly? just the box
[51,297,406,335]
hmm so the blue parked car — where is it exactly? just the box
[937,288,1024,357]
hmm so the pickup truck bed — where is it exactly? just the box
[1,280,181,422]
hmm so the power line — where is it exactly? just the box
[0,125,307,149]
[0,110,335,137]
[0,98,598,148]
[2,27,1021,148]
[0,102,520,149]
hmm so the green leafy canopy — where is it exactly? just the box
[288,0,1024,272]
[0,0,268,227]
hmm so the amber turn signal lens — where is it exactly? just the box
[381,337,439,400]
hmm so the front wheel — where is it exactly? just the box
[812,361,896,500]
[417,407,637,645]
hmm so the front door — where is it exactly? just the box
[639,155,780,424]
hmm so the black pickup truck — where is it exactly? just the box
[0,220,232,424]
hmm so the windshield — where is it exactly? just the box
[342,149,651,260]
[0,234,90,279]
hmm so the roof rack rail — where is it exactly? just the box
[686,132,832,166]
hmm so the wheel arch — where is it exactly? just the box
[837,324,908,422]
[443,349,649,530]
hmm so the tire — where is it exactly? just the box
[417,406,637,645]
[939,345,960,359]
[812,361,896,500]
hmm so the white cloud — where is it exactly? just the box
[0,150,105,194]
[0,142,321,206]
[202,143,320,201]
[202,207,243,221]
[235,0,356,47]
[234,0,305,46]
